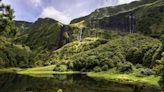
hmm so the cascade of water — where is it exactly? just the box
[132,16,135,33]
[79,28,83,41]
[129,14,135,33]
[129,15,132,33]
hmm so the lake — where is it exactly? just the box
[0,73,161,92]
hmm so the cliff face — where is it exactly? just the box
[71,0,157,24]
[88,12,135,32]
[71,0,164,36]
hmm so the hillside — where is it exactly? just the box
[0,0,164,90]
[71,0,158,24]
[71,0,164,38]
[15,18,81,50]
[0,0,163,70]
[49,34,163,74]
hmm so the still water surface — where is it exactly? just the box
[0,73,161,92]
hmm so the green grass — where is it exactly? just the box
[0,65,84,77]
[18,70,82,75]
[87,72,161,86]
[0,65,83,75]
[23,65,56,71]
[0,68,23,72]
[0,65,161,86]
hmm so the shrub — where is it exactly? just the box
[159,68,164,91]
[117,62,133,73]
[102,64,109,71]
[140,68,155,76]
[136,64,144,69]
[68,62,74,69]
[93,66,102,72]
[107,59,115,68]
[53,65,68,72]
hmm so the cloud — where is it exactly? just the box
[40,6,70,24]
[102,0,118,6]
[2,0,138,23]
[30,0,42,7]
[118,0,139,4]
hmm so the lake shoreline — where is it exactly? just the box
[0,67,161,87]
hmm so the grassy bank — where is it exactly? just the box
[0,65,84,76]
[0,65,56,73]
[0,66,161,86]
[0,68,23,73]
[87,72,160,86]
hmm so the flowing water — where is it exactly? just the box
[0,73,161,92]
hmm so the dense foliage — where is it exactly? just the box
[0,1,164,88]
[0,2,16,37]
[71,0,164,39]
[159,52,164,91]
[51,34,163,74]
[0,1,33,68]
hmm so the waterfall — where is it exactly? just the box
[132,16,135,33]
[129,15,132,33]
[79,28,83,41]
[129,14,135,33]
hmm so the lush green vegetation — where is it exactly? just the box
[71,0,164,39]
[71,0,159,24]
[0,0,164,89]
[51,34,163,74]
[0,1,33,68]
[87,72,160,86]
[159,52,164,90]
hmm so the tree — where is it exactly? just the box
[159,52,164,91]
[0,0,16,37]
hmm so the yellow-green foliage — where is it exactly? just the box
[49,37,107,63]
[70,21,86,28]
[87,72,160,85]
[159,52,164,89]
[49,34,163,73]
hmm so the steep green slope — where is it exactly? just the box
[71,0,164,38]
[71,0,159,24]
[49,34,163,74]
[15,21,32,31]
[16,18,80,50]
[71,0,157,24]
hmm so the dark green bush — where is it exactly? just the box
[140,68,155,76]
[68,62,74,69]
[53,65,68,72]
[93,66,102,72]
[159,67,164,91]
[136,64,144,69]
[116,62,133,73]
[102,64,109,71]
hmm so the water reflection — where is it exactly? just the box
[0,73,161,92]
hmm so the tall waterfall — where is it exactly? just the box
[129,14,135,33]
[79,28,83,41]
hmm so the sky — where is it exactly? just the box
[2,0,137,24]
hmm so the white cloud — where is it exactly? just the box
[79,11,90,17]
[30,0,42,7]
[102,0,118,6]
[40,6,71,24]
[118,0,139,5]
